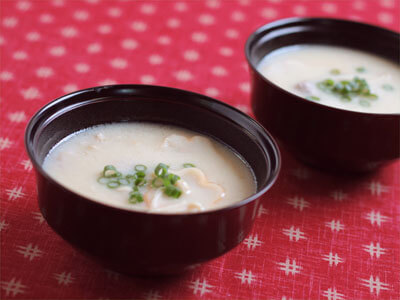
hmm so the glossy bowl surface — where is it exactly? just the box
[25,84,280,275]
[246,17,400,172]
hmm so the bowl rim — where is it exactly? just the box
[245,17,400,117]
[25,84,281,216]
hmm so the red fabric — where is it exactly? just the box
[1,0,399,299]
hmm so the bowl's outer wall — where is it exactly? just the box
[247,18,400,172]
[27,85,280,275]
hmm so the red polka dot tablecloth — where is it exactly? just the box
[1,0,399,299]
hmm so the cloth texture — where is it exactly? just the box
[0,0,399,299]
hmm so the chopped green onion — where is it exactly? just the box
[306,96,320,101]
[167,173,180,185]
[135,164,147,172]
[135,178,147,186]
[365,93,378,100]
[152,177,164,188]
[107,181,120,189]
[382,84,394,91]
[103,165,118,177]
[129,191,143,204]
[154,163,168,177]
[97,177,109,184]
[330,69,341,75]
[164,185,182,198]
[356,66,366,73]
[183,163,196,168]
[118,178,130,185]
[135,170,146,178]
[359,99,371,107]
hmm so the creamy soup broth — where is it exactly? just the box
[258,45,400,113]
[43,123,256,213]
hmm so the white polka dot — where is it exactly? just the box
[174,70,193,81]
[167,18,181,28]
[87,43,102,53]
[98,24,112,34]
[183,50,200,61]
[219,47,233,56]
[261,8,277,19]
[74,10,89,21]
[140,3,156,14]
[148,54,163,65]
[49,46,66,56]
[239,82,250,93]
[204,87,219,97]
[21,87,41,100]
[16,1,32,11]
[293,5,307,15]
[231,11,245,22]
[108,7,122,17]
[13,51,28,60]
[198,14,215,25]
[52,0,64,6]
[0,71,14,81]
[26,32,40,41]
[2,17,18,28]
[211,66,228,77]
[191,32,208,43]
[205,0,220,9]
[140,75,156,84]
[157,35,171,45]
[121,39,138,50]
[36,67,54,78]
[349,15,362,21]
[98,79,117,85]
[225,29,239,39]
[110,58,127,69]
[321,3,337,14]
[75,63,90,73]
[61,26,78,38]
[63,84,78,93]
[235,104,250,114]
[174,2,188,12]
[131,21,147,32]
[378,12,393,24]
[238,0,251,5]
[39,13,54,23]
[380,0,395,8]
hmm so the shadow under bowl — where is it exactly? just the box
[245,17,400,173]
[25,84,280,276]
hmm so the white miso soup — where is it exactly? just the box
[258,45,400,113]
[43,123,256,213]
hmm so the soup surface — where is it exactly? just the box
[43,123,256,213]
[258,45,400,113]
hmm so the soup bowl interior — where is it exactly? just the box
[25,84,280,275]
[246,18,400,172]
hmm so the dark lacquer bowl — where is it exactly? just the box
[25,84,280,275]
[245,18,400,172]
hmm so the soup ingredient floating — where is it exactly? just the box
[43,123,256,213]
[258,44,400,113]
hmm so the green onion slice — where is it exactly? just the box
[152,177,164,188]
[135,164,147,172]
[97,177,109,184]
[103,165,118,177]
[164,185,182,198]
[135,178,147,186]
[330,69,341,75]
[135,171,146,178]
[107,181,120,189]
[129,191,144,204]
[356,66,366,73]
[155,163,168,177]
[183,163,196,168]
[167,173,180,185]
